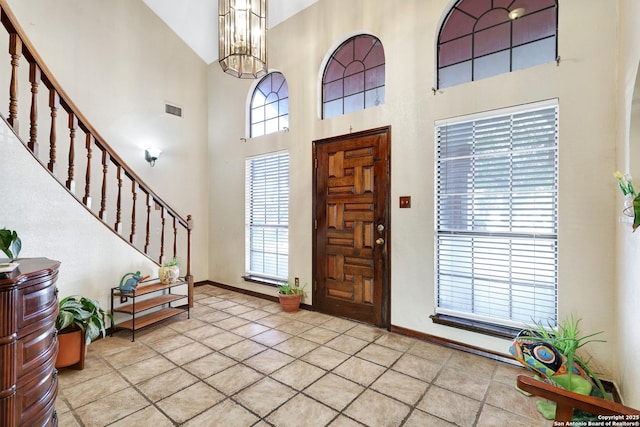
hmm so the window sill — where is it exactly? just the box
[430,314,521,340]
[242,275,282,287]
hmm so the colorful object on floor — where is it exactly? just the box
[510,329,593,420]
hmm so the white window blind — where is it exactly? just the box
[435,102,558,328]
[246,152,289,281]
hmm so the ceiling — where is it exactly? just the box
[142,0,319,64]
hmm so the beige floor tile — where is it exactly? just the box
[74,387,149,427]
[133,324,179,343]
[404,409,457,426]
[183,351,236,379]
[304,373,364,411]
[57,356,113,388]
[183,398,260,427]
[344,389,411,427]
[197,295,224,305]
[271,360,326,390]
[56,411,81,427]
[221,338,268,360]
[237,309,272,321]
[106,343,158,369]
[200,330,244,350]
[301,346,350,370]
[195,309,232,323]
[274,319,315,335]
[370,369,428,405]
[294,310,333,325]
[108,405,174,427]
[118,355,176,384]
[231,321,272,338]
[244,348,295,374]
[146,333,194,353]
[407,340,454,365]
[89,335,137,357]
[445,351,497,379]
[332,356,386,386]
[183,324,225,340]
[356,343,403,367]
[477,403,550,427]
[301,326,341,344]
[251,329,293,346]
[206,364,264,395]
[209,300,240,310]
[484,380,548,421]
[255,314,290,328]
[392,353,443,382]
[493,362,529,384]
[321,317,358,333]
[274,336,319,357]
[435,366,491,401]
[163,341,213,365]
[156,382,225,424]
[63,372,129,408]
[374,332,418,352]
[327,415,366,427]
[137,367,199,401]
[223,304,256,315]
[344,324,386,342]
[54,393,71,414]
[267,393,338,427]
[165,317,206,333]
[417,386,481,427]
[325,335,369,354]
[234,377,297,417]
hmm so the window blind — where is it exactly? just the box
[246,152,289,281]
[435,102,558,328]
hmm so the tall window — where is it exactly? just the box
[322,34,385,119]
[438,0,557,88]
[250,72,289,137]
[246,152,289,281]
[435,101,558,328]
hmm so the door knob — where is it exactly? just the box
[376,238,384,245]
[377,224,385,232]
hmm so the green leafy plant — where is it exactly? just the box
[277,280,306,295]
[163,257,179,267]
[0,228,21,260]
[56,295,113,345]
[525,314,608,399]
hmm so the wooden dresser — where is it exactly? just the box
[0,258,60,427]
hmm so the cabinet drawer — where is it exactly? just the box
[17,358,57,426]
[17,280,58,337]
[16,326,57,380]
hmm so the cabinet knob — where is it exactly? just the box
[52,329,58,339]
[52,368,58,379]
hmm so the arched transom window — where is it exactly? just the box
[438,0,557,88]
[250,72,289,137]
[322,34,385,119]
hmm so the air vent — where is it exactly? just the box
[165,103,183,117]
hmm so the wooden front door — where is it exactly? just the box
[313,127,390,327]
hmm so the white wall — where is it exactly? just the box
[208,0,622,389]
[3,0,210,281]
[615,0,640,408]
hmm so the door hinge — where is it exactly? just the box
[314,219,318,229]
[314,157,318,169]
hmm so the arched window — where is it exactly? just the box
[250,72,289,137]
[322,34,385,119]
[438,0,557,88]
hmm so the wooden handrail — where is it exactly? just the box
[516,375,640,423]
[0,0,193,301]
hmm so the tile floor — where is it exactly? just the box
[55,284,551,426]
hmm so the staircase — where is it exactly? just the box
[0,2,193,304]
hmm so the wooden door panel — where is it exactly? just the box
[314,127,390,326]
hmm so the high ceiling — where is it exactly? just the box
[142,0,319,64]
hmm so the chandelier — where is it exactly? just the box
[218,0,268,79]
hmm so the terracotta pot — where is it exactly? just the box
[278,293,302,313]
[55,329,86,370]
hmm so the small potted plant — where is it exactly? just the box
[277,280,306,313]
[159,257,179,284]
[55,295,112,370]
[0,228,22,274]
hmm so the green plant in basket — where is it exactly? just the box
[277,280,306,295]
[0,228,21,260]
[56,295,113,345]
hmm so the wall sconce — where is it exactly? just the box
[145,147,162,167]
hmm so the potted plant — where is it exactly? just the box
[55,295,112,370]
[277,280,306,313]
[0,228,21,259]
[159,257,179,284]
